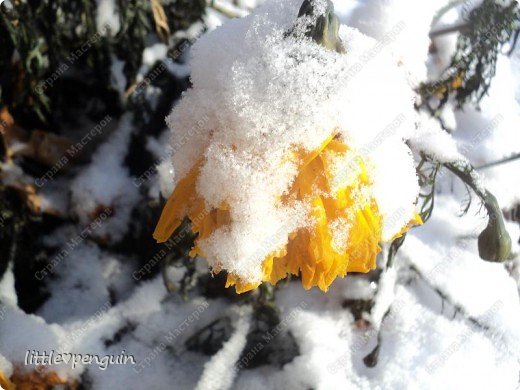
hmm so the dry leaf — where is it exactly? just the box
[10,366,76,390]
[21,129,74,168]
[150,0,171,44]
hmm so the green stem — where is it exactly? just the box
[476,152,520,170]
[429,23,471,38]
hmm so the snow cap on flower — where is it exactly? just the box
[155,0,421,292]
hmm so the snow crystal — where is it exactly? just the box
[165,0,420,283]
[329,217,351,254]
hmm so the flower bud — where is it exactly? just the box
[478,194,512,262]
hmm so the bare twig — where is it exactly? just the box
[475,152,520,170]
[409,264,490,331]
[429,23,471,38]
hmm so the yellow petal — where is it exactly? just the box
[153,164,200,242]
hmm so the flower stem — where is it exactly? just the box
[475,152,520,170]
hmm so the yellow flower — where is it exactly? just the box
[154,133,421,293]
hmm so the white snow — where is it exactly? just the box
[1,1,519,389]
[96,0,121,36]
[410,112,464,163]
[195,308,251,390]
[344,0,452,86]
[166,0,421,283]
[70,114,140,243]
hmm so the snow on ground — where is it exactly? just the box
[96,0,121,36]
[70,114,140,243]
[0,0,519,389]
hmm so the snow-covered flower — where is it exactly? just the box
[154,0,422,293]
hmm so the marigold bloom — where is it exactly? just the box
[153,0,422,293]
[154,133,420,293]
